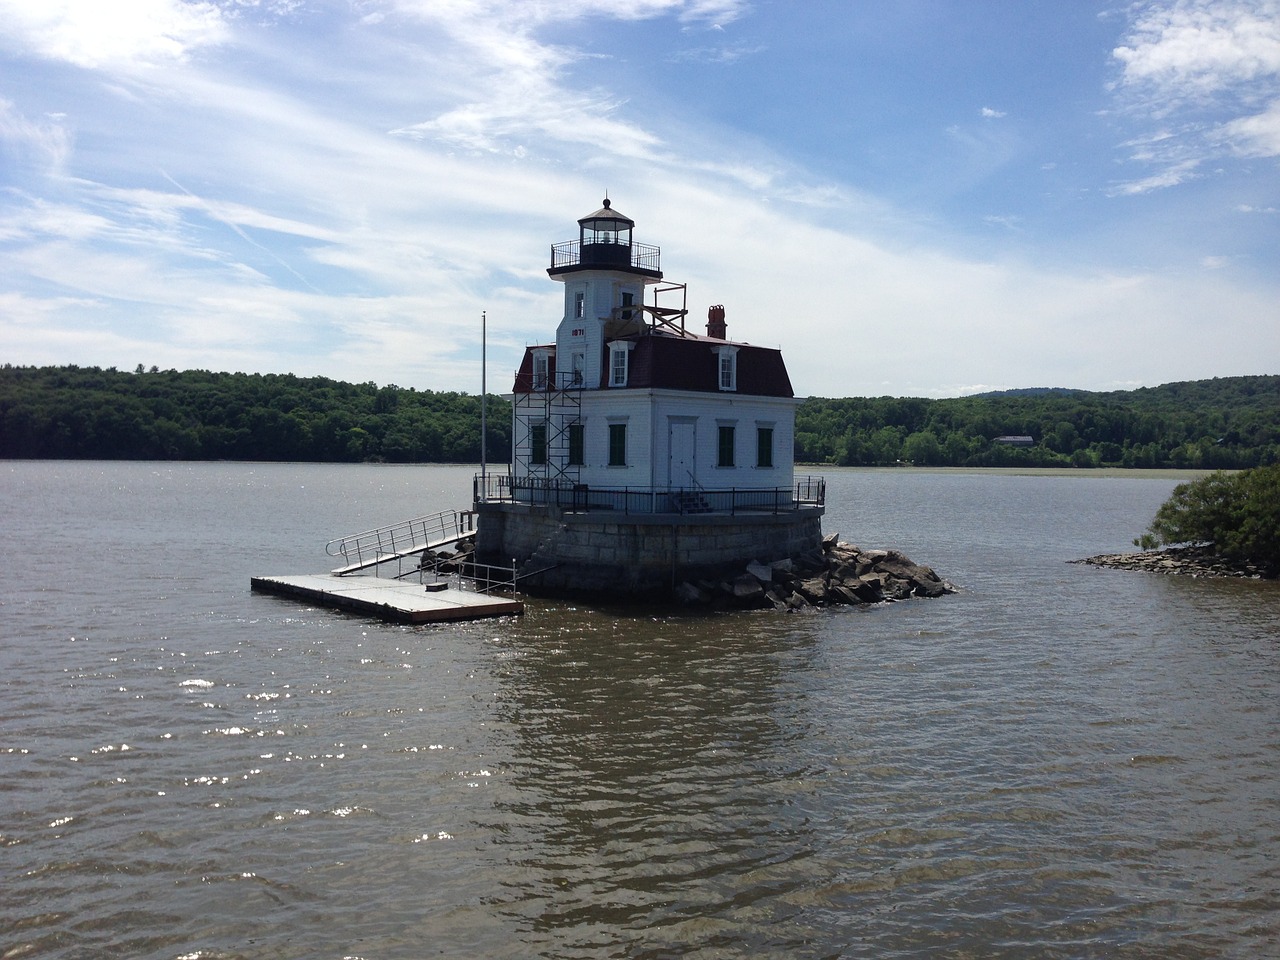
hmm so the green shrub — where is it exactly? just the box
[1137,465,1280,569]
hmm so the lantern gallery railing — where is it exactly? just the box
[475,475,826,516]
[550,239,662,274]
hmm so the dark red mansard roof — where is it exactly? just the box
[513,333,793,397]
[512,345,556,393]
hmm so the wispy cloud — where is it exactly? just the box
[1108,158,1201,196]
[1109,0,1280,191]
[0,98,73,171]
[669,41,765,64]
[1215,98,1280,156]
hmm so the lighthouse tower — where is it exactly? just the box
[547,198,663,400]
[476,199,825,597]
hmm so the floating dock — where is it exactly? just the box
[251,574,523,624]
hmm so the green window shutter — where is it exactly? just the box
[531,423,547,465]
[757,427,773,468]
[608,423,626,466]
[718,425,735,467]
[568,423,584,466]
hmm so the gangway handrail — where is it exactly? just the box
[326,509,477,576]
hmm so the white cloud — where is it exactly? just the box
[1,0,1276,398]
[1215,98,1280,155]
[1109,1,1280,188]
[1113,0,1280,105]
[0,0,231,69]
[1108,157,1201,195]
[981,107,1006,118]
[669,41,764,64]
[379,2,734,161]
[0,99,72,169]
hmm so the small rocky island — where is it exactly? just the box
[1073,545,1277,580]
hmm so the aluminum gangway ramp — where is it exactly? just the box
[326,509,477,576]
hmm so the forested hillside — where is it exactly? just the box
[1,365,1277,468]
[796,376,1280,468]
[0,365,511,463]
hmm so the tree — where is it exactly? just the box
[901,430,942,466]
[1136,465,1280,570]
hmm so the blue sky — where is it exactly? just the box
[1,0,1277,398]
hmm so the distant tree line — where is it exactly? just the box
[0,365,511,463]
[1,365,1277,468]
[796,377,1280,469]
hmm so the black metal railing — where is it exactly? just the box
[550,239,661,274]
[474,474,825,516]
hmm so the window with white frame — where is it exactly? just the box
[574,290,584,319]
[570,351,585,386]
[713,345,739,391]
[609,341,633,387]
[532,350,550,391]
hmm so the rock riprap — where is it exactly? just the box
[1073,544,1275,579]
[676,533,957,610]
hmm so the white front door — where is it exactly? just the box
[668,418,696,487]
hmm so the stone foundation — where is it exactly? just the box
[474,501,825,596]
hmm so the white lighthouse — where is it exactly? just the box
[476,199,825,596]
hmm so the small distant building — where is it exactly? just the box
[993,435,1035,447]
[473,199,825,596]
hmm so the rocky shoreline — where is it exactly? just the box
[431,532,958,609]
[1072,544,1276,580]
[674,533,958,611]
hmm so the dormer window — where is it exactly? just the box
[713,344,739,391]
[608,341,634,387]
[532,349,552,391]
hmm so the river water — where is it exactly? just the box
[1,461,1277,959]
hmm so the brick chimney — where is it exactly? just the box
[706,304,727,339]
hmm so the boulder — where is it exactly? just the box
[797,577,829,604]
[882,578,914,601]
[675,580,710,604]
[670,538,956,610]
[912,577,948,598]
[848,576,885,603]
[786,592,811,611]
[828,584,866,605]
